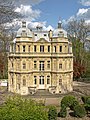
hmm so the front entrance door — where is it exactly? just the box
[39,76,45,89]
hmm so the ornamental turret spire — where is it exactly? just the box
[58,17,62,28]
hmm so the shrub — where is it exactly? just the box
[81,96,90,112]
[74,105,86,118]
[61,95,79,108]
[81,96,88,103]
[59,105,67,118]
[0,96,48,120]
[70,100,79,110]
[86,98,90,105]
[84,104,90,112]
[48,106,57,120]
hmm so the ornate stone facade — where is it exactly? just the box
[8,21,73,95]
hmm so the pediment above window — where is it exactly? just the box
[36,38,48,42]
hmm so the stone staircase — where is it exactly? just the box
[34,89,52,96]
[29,89,61,98]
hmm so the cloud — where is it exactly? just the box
[79,0,90,6]
[15,4,41,21]
[63,7,90,26]
[13,0,45,6]
[77,8,88,16]
[14,4,54,31]
[46,25,54,31]
[28,21,46,28]
[28,21,54,31]
[76,8,90,20]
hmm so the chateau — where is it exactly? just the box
[8,21,73,95]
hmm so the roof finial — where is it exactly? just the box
[58,17,62,28]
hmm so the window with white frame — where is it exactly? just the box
[39,76,44,84]
[40,45,44,52]
[23,45,26,52]
[39,61,44,71]
[54,46,56,52]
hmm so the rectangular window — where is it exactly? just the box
[34,45,37,52]
[17,83,20,90]
[23,79,26,86]
[59,64,62,69]
[39,76,44,84]
[18,84,20,89]
[28,45,30,52]
[34,61,37,69]
[34,76,37,84]
[12,62,13,68]
[47,61,50,69]
[23,45,25,52]
[60,46,62,52]
[47,76,50,84]
[54,46,56,52]
[48,46,50,52]
[39,61,44,71]
[23,63,26,69]
[18,45,20,52]
[59,79,62,85]
[40,45,44,52]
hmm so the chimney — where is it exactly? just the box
[22,21,26,28]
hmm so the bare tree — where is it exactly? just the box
[67,19,90,48]
[0,0,21,78]
[0,0,21,24]
[67,19,90,78]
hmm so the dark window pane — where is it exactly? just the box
[34,45,37,52]
[60,46,62,52]
[48,46,50,52]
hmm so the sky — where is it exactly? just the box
[14,0,90,30]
